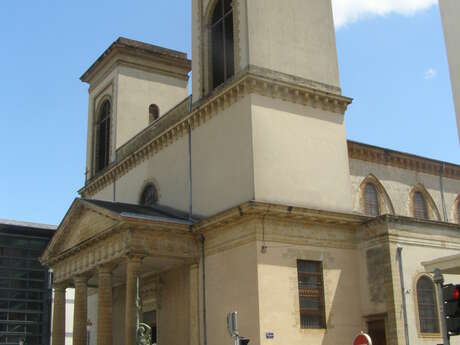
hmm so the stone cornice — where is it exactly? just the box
[348,141,460,180]
[192,201,367,234]
[81,37,191,85]
[80,72,353,197]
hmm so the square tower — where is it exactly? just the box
[192,0,342,102]
[81,38,191,180]
[188,0,354,215]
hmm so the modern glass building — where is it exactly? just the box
[0,220,56,345]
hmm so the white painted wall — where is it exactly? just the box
[439,0,460,141]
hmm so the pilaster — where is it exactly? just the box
[73,275,89,345]
[52,284,67,345]
[97,264,114,345]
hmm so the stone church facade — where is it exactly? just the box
[41,1,460,345]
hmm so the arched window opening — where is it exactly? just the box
[149,104,160,123]
[96,100,111,172]
[364,183,380,217]
[140,184,158,207]
[417,276,440,334]
[413,191,428,219]
[211,0,234,89]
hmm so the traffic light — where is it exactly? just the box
[239,338,250,345]
[443,284,460,335]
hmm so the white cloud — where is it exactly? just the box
[424,68,437,79]
[332,0,438,28]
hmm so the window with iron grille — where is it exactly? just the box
[95,100,111,172]
[417,276,439,334]
[364,183,380,217]
[297,260,326,329]
[140,184,158,207]
[413,191,428,220]
[211,0,234,89]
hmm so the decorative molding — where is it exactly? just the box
[359,174,395,216]
[81,37,191,85]
[408,183,442,221]
[80,72,352,197]
[348,141,460,180]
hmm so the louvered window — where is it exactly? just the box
[413,192,428,219]
[297,260,326,329]
[364,183,380,217]
[95,100,111,172]
[211,0,234,89]
[417,276,439,334]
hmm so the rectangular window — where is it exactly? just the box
[297,260,326,329]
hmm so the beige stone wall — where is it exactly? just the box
[85,63,188,178]
[203,241,260,345]
[350,158,460,222]
[90,183,114,202]
[90,94,254,217]
[256,240,362,345]
[87,290,98,345]
[251,94,353,213]
[191,95,254,217]
[112,285,126,345]
[439,0,460,140]
[116,66,188,148]
[157,266,191,345]
[245,0,340,90]
[114,135,189,210]
[385,223,460,345]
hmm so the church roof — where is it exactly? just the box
[81,198,194,224]
[80,37,191,83]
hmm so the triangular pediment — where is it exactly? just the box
[41,199,120,263]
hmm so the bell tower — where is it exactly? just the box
[190,0,354,215]
[192,0,342,102]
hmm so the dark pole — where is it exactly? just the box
[434,268,450,345]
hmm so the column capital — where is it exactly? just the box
[73,275,90,285]
[53,283,68,292]
[98,263,116,275]
[125,254,144,263]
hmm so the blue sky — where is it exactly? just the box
[0,1,458,225]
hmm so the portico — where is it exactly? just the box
[40,198,199,345]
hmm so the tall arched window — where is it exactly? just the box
[211,0,234,89]
[140,184,158,207]
[95,100,111,172]
[416,276,440,334]
[149,104,160,123]
[364,183,380,217]
[413,191,428,220]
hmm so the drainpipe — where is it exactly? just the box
[188,121,193,221]
[440,164,449,222]
[397,246,410,345]
[201,235,208,345]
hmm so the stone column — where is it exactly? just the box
[73,276,88,345]
[52,284,66,345]
[97,265,113,345]
[125,256,142,345]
